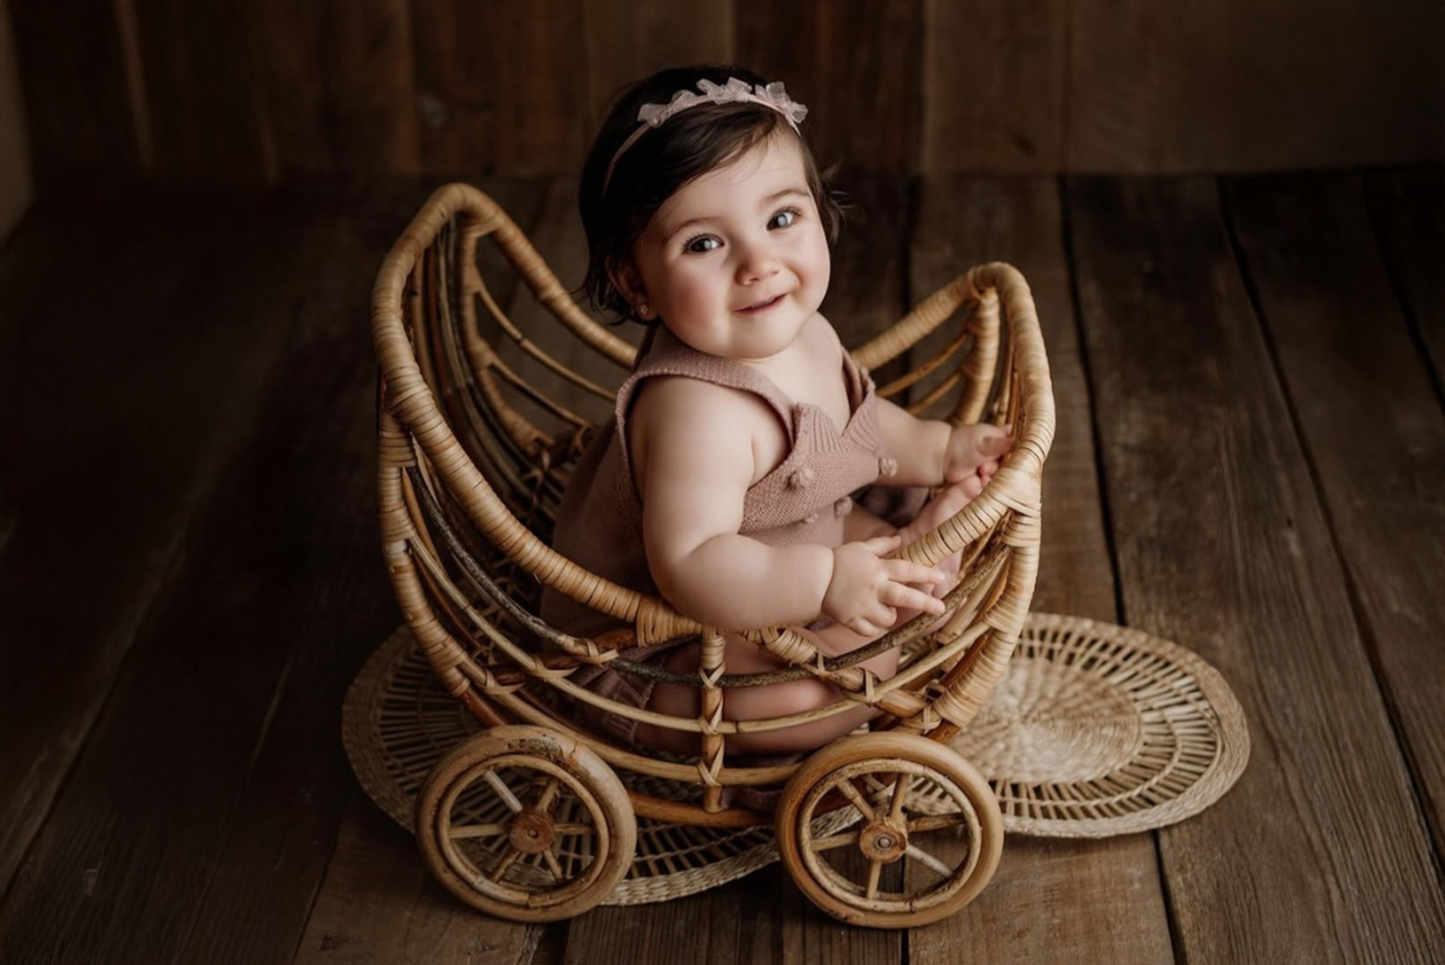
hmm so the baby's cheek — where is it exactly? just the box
[809,236,831,294]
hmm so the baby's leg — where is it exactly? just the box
[842,498,896,543]
[894,479,986,598]
[635,624,899,756]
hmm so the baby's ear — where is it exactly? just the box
[608,259,646,304]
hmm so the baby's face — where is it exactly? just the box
[629,132,831,362]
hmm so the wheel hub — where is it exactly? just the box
[858,821,909,863]
[507,808,556,854]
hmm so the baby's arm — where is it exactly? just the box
[875,399,1012,488]
[632,377,945,635]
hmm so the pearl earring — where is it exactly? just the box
[639,303,651,318]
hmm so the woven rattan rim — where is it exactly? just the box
[343,612,1249,904]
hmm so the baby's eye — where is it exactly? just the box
[768,208,800,230]
[683,234,721,254]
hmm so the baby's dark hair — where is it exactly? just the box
[579,64,842,325]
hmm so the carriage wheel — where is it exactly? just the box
[416,725,637,922]
[775,733,1003,928]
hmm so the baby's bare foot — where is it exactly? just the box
[897,478,979,548]
[897,478,987,608]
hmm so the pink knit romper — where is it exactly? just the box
[542,331,894,746]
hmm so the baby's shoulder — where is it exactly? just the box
[627,374,789,483]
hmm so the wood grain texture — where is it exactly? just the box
[1067,174,1445,963]
[904,176,1173,964]
[921,0,1068,174]
[581,0,734,132]
[293,797,544,965]
[1067,0,1445,173]
[1365,168,1445,391]
[824,173,911,350]
[5,0,141,189]
[0,184,421,964]
[254,1,421,179]
[739,0,922,174]
[412,0,589,177]
[0,188,346,903]
[281,180,553,965]
[168,181,540,965]
[563,872,787,965]
[0,0,31,241]
[128,0,272,182]
[1226,170,1445,869]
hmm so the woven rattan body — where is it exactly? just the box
[371,183,1055,830]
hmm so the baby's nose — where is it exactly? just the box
[735,244,781,283]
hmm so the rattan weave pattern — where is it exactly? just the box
[344,613,1248,903]
[933,613,1249,836]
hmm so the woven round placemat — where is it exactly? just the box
[927,612,1249,837]
[343,613,1248,903]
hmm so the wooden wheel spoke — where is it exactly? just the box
[905,843,955,881]
[532,776,563,813]
[489,846,523,882]
[553,822,597,837]
[858,771,884,790]
[865,858,884,901]
[418,728,638,920]
[908,812,969,834]
[773,733,1003,925]
[835,778,877,822]
[541,848,565,881]
[447,822,508,840]
[808,830,861,853]
[887,773,912,822]
[483,767,525,812]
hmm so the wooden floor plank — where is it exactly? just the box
[824,173,911,380]
[1364,168,1445,391]
[172,179,547,965]
[0,188,339,899]
[276,178,553,965]
[1067,175,1445,964]
[292,796,544,965]
[561,875,782,965]
[0,181,444,964]
[1225,170,1445,867]
[904,177,1174,964]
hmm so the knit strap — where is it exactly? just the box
[614,330,800,451]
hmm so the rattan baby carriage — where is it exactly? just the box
[370,182,1054,928]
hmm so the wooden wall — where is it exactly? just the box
[7,0,1445,192]
[0,0,32,239]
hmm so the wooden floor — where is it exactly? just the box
[1,168,1443,965]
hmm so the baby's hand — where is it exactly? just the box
[943,423,1013,487]
[822,536,948,638]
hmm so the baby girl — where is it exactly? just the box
[542,65,1011,755]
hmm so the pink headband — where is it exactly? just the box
[602,77,809,193]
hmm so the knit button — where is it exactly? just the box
[878,455,899,478]
[802,512,820,525]
[787,466,815,490]
[834,496,854,518]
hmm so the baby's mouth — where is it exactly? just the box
[739,294,784,313]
